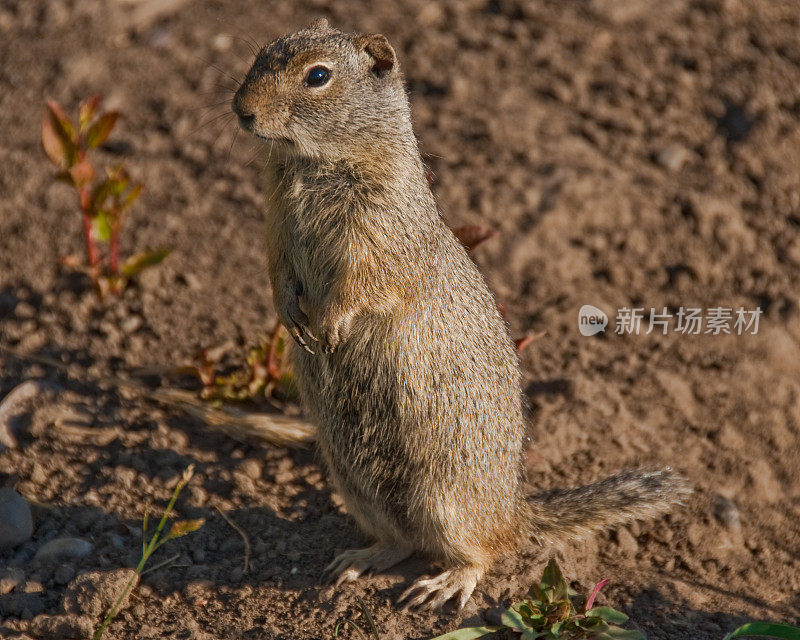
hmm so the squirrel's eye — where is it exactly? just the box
[305,65,331,87]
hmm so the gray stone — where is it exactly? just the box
[34,537,93,563]
[0,487,33,549]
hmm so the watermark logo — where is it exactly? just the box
[578,304,608,336]
[578,305,762,336]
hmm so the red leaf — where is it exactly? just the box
[585,578,610,611]
[515,331,546,353]
[86,111,119,148]
[452,225,498,252]
[42,103,77,169]
[45,100,75,138]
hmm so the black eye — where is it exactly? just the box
[305,65,331,87]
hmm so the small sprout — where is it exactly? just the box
[41,95,168,298]
[183,322,297,405]
[93,465,203,640]
[514,331,547,353]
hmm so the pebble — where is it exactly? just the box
[0,567,25,594]
[0,380,50,449]
[239,458,262,480]
[121,314,143,334]
[34,537,93,563]
[0,487,34,549]
[656,142,691,171]
[53,564,77,585]
[28,614,94,639]
[712,494,741,533]
[615,526,639,557]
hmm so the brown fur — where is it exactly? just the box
[232,20,690,608]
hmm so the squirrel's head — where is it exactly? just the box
[232,20,409,161]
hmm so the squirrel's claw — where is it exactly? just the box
[322,544,411,586]
[399,566,480,612]
[287,321,316,354]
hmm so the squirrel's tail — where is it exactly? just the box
[526,468,691,544]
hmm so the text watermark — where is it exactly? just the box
[578,306,762,336]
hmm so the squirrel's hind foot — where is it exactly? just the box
[324,543,410,586]
[399,565,483,611]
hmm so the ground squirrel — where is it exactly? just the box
[232,19,689,610]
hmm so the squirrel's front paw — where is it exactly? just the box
[316,311,354,354]
[277,292,318,355]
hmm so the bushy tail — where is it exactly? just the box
[527,469,691,545]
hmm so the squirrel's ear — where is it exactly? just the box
[355,34,396,78]
[309,17,330,32]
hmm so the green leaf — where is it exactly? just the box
[122,183,144,210]
[86,111,119,148]
[79,95,101,132]
[540,559,569,603]
[120,249,171,277]
[426,627,503,640]
[92,211,113,242]
[502,608,530,631]
[723,622,800,640]
[587,607,630,625]
[167,518,205,538]
[597,628,646,640]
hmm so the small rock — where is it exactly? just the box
[484,606,506,626]
[34,538,93,563]
[28,614,94,639]
[0,380,51,449]
[712,494,741,533]
[63,569,138,619]
[656,142,691,171]
[615,527,639,557]
[14,301,36,319]
[239,458,262,480]
[0,567,25,594]
[0,591,46,618]
[53,564,77,585]
[0,487,34,549]
[120,315,142,334]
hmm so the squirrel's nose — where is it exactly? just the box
[237,112,255,130]
[232,92,256,130]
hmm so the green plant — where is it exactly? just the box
[334,595,382,640]
[429,559,643,640]
[180,320,298,404]
[93,465,204,640]
[42,95,169,298]
[723,623,800,639]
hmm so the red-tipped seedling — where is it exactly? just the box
[42,96,169,297]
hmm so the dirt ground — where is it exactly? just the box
[1,0,800,638]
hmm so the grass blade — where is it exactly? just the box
[724,623,800,640]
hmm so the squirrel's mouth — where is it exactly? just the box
[254,133,294,147]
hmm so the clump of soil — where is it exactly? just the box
[1,0,799,639]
